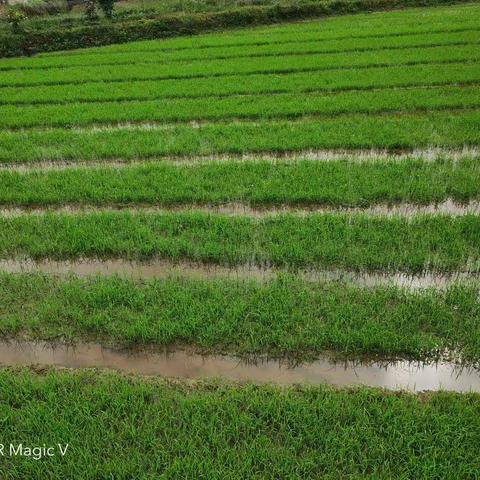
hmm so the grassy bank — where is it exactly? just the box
[1,273,480,361]
[0,212,479,272]
[0,156,478,207]
[0,370,478,479]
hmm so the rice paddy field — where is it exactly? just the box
[0,2,480,478]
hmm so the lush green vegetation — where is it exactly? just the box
[15,0,480,48]
[0,211,479,272]
[2,44,478,88]
[1,4,479,162]
[0,370,478,479]
[1,29,477,70]
[1,273,479,360]
[0,156,478,207]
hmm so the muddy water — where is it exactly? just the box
[0,340,478,392]
[0,199,479,218]
[0,258,478,289]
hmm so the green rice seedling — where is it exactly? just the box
[0,156,477,207]
[2,62,477,105]
[0,211,478,272]
[0,111,478,162]
[1,85,478,129]
[1,44,477,87]
[1,29,478,70]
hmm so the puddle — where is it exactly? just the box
[0,258,478,290]
[0,340,478,393]
[0,147,477,171]
[0,199,478,218]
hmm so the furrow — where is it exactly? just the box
[0,200,479,218]
[0,147,477,171]
[1,258,478,290]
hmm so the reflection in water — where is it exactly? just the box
[0,340,478,393]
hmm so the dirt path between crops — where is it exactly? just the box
[0,340,478,393]
[0,258,478,289]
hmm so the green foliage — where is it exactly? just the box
[84,0,98,20]
[13,0,68,16]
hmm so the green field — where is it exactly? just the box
[0,2,479,478]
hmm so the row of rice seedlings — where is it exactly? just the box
[0,211,478,272]
[0,369,478,478]
[1,110,479,162]
[0,272,479,360]
[3,85,478,129]
[3,62,478,105]
[0,156,478,207]
[1,44,477,88]
[2,29,478,71]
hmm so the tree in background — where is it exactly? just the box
[84,0,97,20]
[98,0,114,18]
[6,9,27,32]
